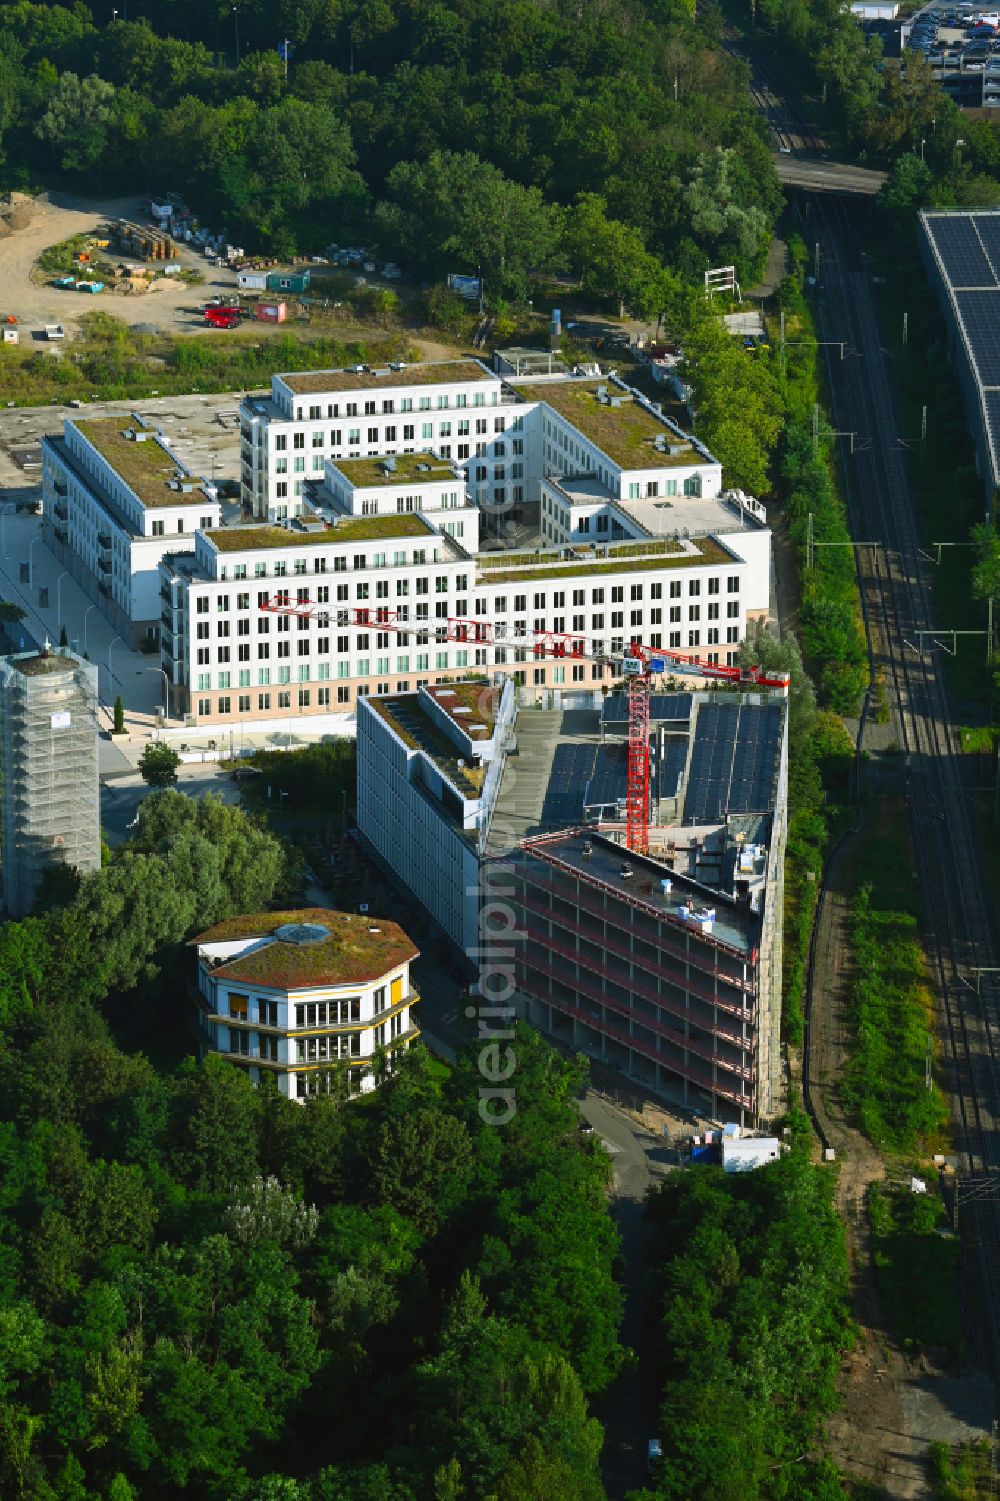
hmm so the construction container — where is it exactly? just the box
[54,277,76,289]
[2,326,18,345]
[238,271,268,291]
[255,301,288,323]
[76,281,104,294]
[265,269,311,294]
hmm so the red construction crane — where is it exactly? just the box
[258,598,790,854]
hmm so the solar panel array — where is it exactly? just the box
[585,743,629,810]
[684,702,783,822]
[658,736,689,801]
[600,692,693,727]
[726,705,783,814]
[684,703,740,822]
[926,215,995,288]
[540,743,596,827]
[923,213,1000,491]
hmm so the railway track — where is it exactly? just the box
[734,35,1000,1346]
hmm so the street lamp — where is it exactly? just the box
[920,137,926,162]
[27,533,41,584]
[160,666,171,721]
[55,571,68,636]
[956,137,967,166]
[233,6,240,66]
[82,602,99,655]
[106,634,125,704]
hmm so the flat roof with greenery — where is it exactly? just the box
[477,536,734,584]
[332,452,461,488]
[195,908,418,990]
[73,418,207,510]
[423,681,498,738]
[279,360,494,395]
[511,382,700,471]
[204,514,432,552]
[368,694,488,796]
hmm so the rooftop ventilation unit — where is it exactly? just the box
[620,863,634,880]
[382,456,397,473]
[583,840,593,859]
[415,462,430,472]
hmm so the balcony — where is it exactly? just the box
[97,557,112,575]
[53,525,67,544]
[98,582,109,597]
[53,503,68,522]
[53,480,67,498]
[97,532,112,551]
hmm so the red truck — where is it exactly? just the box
[204,309,240,329]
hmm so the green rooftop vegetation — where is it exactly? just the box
[368,694,487,797]
[204,513,431,551]
[74,417,207,510]
[425,680,498,734]
[332,451,460,488]
[513,381,701,471]
[478,536,732,583]
[281,359,492,395]
[197,907,417,990]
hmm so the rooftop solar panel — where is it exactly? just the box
[929,216,996,287]
[970,214,1000,281]
[541,743,596,828]
[956,289,1000,386]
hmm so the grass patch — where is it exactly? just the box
[929,1440,993,1500]
[841,879,948,1153]
[869,1180,963,1354]
[957,725,998,753]
[37,233,92,277]
[0,311,412,406]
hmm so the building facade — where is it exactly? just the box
[42,416,220,647]
[190,908,419,1098]
[0,647,100,916]
[357,678,517,949]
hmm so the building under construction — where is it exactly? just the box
[481,687,789,1126]
[0,648,101,917]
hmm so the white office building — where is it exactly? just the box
[42,416,221,647]
[159,362,771,726]
[191,908,420,1098]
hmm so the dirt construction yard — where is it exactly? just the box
[0,190,245,340]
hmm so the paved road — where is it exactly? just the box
[585,1094,675,1500]
[774,155,887,194]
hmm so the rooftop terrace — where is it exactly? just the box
[476,535,733,584]
[279,359,494,396]
[512,381,700,471]
[332,451,462,488]
[73,418,206,510]
[203,514,431,552]
[195,908,418,990]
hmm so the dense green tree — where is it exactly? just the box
[137,742,179,787]
[36,72,116,173]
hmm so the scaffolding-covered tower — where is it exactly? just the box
[0,647,100,916]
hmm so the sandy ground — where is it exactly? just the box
[0,190,244,339]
